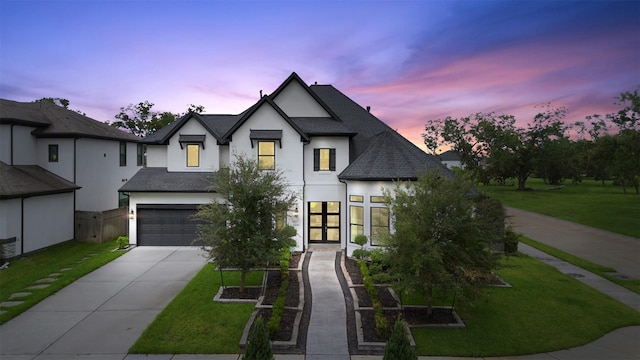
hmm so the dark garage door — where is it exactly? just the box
[137,205,203,246]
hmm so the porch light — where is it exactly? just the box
[292,205,299,218]
[129,209,135,219]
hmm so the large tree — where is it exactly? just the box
[110,101,204,137]
[382,171,503,315]
[195,155,296,293]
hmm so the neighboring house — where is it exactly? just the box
[120,73,452,255]
[439,150,464,169]
[0,99,142,257]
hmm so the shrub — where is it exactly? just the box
[359,259,388,337]
[116,236,129,249]
[383,319,416,360]
[243,316,273,360]
[354,234,368,248]
[504,229,519,254]
[352,248,370,260]
[266,246,290,339]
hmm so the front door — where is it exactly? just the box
[308,201,340,243]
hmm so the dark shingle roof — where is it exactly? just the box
[438,150,461,161]
[338,131,451,181]
[143,113,241,145]
[290,117,355,136]
[0,161,80,199]
[119,167,215,192]
[0,99,140,142]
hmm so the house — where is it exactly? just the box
[120,73,451,255]
[0,99,142,258]
[438,150,464,169]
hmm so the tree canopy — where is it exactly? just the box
[195,154,296,292]
[110,101,204,137]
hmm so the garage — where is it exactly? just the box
[137,205,204,246]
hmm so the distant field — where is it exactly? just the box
[480,178,640,239]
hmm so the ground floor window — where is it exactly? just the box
[349,205,363,242]
[370,207,389,246]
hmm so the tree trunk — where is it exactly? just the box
[240,270,246,294]
[427,286,433,317]
[517,177,527,191]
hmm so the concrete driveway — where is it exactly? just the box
[0,246,208,359]
[506,207,640,279]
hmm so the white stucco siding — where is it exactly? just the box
[273,80,330,117]
[229,104,304,186]
[0,125,13,164]
[8,125,39,165]
[167,119,219,172]
[127,192,218,245]
[36,138,75,182]
[146,145,167,167]
[303,137,350,186]
[344,180,396,256]
[23,193,75,253]
[75,139,142,211]
[0,198,22,258]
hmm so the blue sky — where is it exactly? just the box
[1,0,638,150]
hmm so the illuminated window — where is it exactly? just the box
[370,207,389,246]
[370,196,385,203]
[258,141,275,170]
[350,195,364,202]
[314,148,336,171]
[186,144,200,167]
[349,205,364,243]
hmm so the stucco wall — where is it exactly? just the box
[273,80,331,117]
[23,192,75,254]
[167,119,219,172]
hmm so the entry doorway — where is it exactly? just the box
[308,201,340,243]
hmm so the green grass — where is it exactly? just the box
[129,265,263,354]
[479,178,640,238]
[0,240,125,324]
[520,236,640,294]
[411,254,640,357]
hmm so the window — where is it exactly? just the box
[314,148,336,171]
[118,192,129,208]
[137,144,144,166]
[186,144,200,167]
[350,195,364,202]
[48,144,58,162]
[370,196,385,203]
[349,205,364,243]
[258,141,275,170]
[370,207,389,246]
[119,141,126,166]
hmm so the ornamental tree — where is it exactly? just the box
[195,154,296,293]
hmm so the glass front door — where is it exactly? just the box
[308,201,340,243]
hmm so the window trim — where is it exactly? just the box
[257,140,276,170]
[48,144,58,162]
[186,143,200,167]
[313,148,336,171]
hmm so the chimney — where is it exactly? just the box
[259,90,263,98]
[366,106,371,112]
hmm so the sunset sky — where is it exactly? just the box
[1,0,638,151]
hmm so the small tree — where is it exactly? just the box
[110,101,205,137]
[242,316,273,360]
[383,319,417,360]
[383,171,502,315]
[195,154,296,293]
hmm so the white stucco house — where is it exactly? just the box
[438,150,464,169]
[0,99,142,257]
[120,73,451,255]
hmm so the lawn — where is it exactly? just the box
[479,178,640,238]
[411,254,640,356]
[129,265,263,354]
[0,239,125,324]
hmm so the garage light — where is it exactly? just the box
[129,209,135,219]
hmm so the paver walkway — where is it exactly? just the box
[306,246,349,360]
[506,206,640,279]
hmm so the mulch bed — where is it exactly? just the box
[345,256,363,284]
[359,309,400,342]
[218,286,262,300]
[290,252,302,269]
[402,306,459,326]
[254,308,298,342]
[262,270,300,307]
[354,286,398,308]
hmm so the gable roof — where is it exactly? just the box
[269,72,342,121]
[438,150,461,161]
[0,161,80,199]
[0,99,140,142]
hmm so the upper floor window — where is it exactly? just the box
[258,141,275,170]
[314,148,336,171]
[119,142,127,166]
[186,144,200,167]
[48,144,58,162]
[137,144,144,166]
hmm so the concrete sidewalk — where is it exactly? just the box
[0,246,208,359]
[506,207,640,279]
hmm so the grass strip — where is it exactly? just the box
[520,236,640,294]
[129,264,262,354]
[411,254,640,356]
[0,239,125,325]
